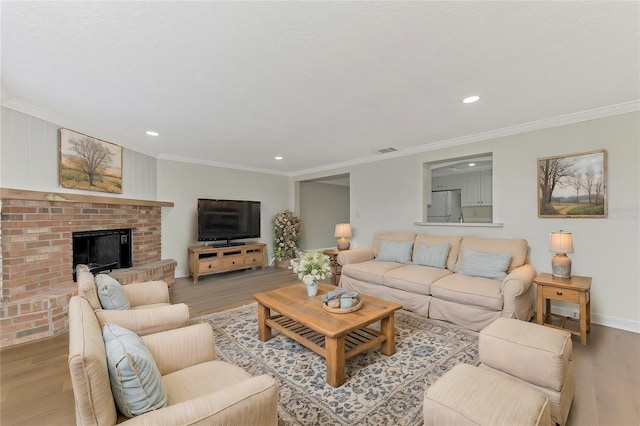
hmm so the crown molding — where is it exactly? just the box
[400,99,640,157]
[3,95,638,178]
[290,100,640,177]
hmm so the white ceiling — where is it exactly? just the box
[2,1,639,176]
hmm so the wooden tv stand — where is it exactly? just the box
[188,242,266,284]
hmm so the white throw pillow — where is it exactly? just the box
[95,274,130,310]
[459,248,512,280]
[103,323,168,417]
[413,242,450,269]
[376,239,413,264]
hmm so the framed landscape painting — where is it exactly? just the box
[537,149,607,218]
[59,128,123,194]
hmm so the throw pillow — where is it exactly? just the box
[413,242,450,269]
[95,274,130,310]
[376,239,413,264]
[458,248,512,280]
[103,323,168,418]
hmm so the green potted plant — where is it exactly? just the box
[273,210,301,268]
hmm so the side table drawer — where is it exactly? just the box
[542,286,580,303]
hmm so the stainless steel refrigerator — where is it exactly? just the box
[427,190,462,223]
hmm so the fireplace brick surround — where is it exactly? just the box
[0,188,174,348]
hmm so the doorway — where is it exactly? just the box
[298,174,350,250]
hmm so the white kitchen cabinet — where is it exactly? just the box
[480,171,492,205]
[462,171,492,206]
[431,174,463,191]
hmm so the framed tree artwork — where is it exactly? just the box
[537,149,607,218]
[59,128,123,194]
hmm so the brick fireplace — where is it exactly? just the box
[0,188,174,348]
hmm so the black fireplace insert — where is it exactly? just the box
[72,229,132,280]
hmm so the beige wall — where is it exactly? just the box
[156,159,290,277]
[299,181,350,250]
[294,112,640,332]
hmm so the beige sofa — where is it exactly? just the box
[68,296,279,425]
[338,232,536,331]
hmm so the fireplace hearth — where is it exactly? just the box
[72,229,133,279]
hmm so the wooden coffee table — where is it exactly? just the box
[254,282,403,387]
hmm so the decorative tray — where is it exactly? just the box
[322,299,363,314]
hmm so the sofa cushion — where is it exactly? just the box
[414,234,462,271]
[162,360,252,405]
[458,248,512,280]
[383,264,452,295]
[96,274,130,310]
[413,242,450,269]
[456,237,528,271]
[372,232,416,258]
[102,323,168,417]
[430,273,503,310]
[377,239,413,264]
[130,303,172,310]
[341,260,404,285]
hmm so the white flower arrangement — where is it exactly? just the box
[291,251,332,286]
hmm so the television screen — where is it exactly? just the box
[197,199,261,243]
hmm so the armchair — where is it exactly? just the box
[68,296,279,425]
[76,265,189,336]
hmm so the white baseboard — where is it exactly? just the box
[549,305,640,334]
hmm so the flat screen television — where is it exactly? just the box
[197,199,261,244]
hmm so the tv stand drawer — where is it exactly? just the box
[245,255,263,267]
[222,257,245,269]
[198,259,221,274]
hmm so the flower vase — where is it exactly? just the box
[305,281,318,297]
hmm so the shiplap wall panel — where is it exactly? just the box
[1,107,14,186]
[44,121,59,188]
[0,107,157,200]
[28,115,45,185]
[10,111,30,188]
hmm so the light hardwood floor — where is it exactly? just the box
[1,267,638,425]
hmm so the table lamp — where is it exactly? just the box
[334,223,352,250]
[549,230,574,279]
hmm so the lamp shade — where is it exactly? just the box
[334,223,352,238]
[549,231,574,254]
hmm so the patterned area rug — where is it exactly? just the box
[193,303,479,426]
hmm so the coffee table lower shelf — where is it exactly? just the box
[266,314,386,361]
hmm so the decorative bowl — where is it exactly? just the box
[322,299,363,314]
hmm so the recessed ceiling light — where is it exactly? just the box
[274,156,283,160]
[146,131,159,136]
[468,163,476,166]
[463,96,480,104]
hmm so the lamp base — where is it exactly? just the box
[336,238,350,250]
[551,253,572,279]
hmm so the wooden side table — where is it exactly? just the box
[534,272,592,345]
[322,249,344,285]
